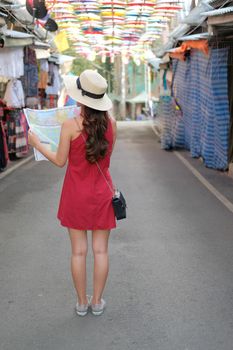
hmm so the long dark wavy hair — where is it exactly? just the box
[82,105,109,164]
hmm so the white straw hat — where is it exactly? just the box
[63,70,113,111]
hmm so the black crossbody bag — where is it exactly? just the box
[95,162,127,221]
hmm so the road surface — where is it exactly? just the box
[0,121,233,350]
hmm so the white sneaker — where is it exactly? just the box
[90,297,106,316]
[75,296,90,316]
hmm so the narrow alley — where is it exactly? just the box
[1,122,233,350]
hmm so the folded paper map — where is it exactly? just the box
[24,106,79,161]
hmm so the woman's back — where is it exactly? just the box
[69,116,113,171]
[57,116,116,231]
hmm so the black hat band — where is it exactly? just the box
[76,77,105,99]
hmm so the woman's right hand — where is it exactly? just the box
[28,130,41,149]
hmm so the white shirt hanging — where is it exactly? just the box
[0,48,24,79]
[4,79,25,108]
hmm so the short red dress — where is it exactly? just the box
[57,117,116,230]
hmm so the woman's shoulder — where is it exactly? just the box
[62,117,81,129]
[62,118,75,127]
[61,118,76,133]
[62,118,82,141]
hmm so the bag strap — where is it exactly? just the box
[74,117,115,196]
[95,160,115,195]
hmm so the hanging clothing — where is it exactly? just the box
[22,65,39,97]
[24,47,37,65]
[0,120,8,170]
[0,81,7,99]
[25,96,39,109]
[38,71,48,89]
[15,112,28,156]
[40,59,49,72]
[38,59,49,89]
[0,48,24,79]
[6,113,16,154]
[0,105,3,118]
[45,94,58,109]
[5,109,28,155]
[21,47,39,97]
[46,64,61,95]
[39,88,46,109]
[4,79,25,108]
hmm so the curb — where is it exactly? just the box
[0,155,34,181]
[152,123,233,180]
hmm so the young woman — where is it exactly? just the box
[28,70,117,316]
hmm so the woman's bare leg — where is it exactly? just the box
[68,228,88,305]
[92,230,110,304]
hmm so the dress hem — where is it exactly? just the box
[58,218,116,231]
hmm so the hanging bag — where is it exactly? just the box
[95,161,127,221]
[112,191,127,220]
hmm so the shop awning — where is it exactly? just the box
[202,6,233,26]
[183,0,213,26]
[169,24,191,40]
[2,37,33,46]
[11,7,33,25]
[202,6,233,17]
[177,32,210,41]
[33,40,50,49]
[168,39,209,60]
[0,29,34,47]
[0,28,33,39]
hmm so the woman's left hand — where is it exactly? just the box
[28,130,40,149]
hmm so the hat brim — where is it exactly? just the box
[63,75,113,111]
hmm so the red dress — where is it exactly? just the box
[57,117,116,230]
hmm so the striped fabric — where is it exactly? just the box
[171,100,185,148]
[158,95,185,150]
[159,96,173,150]
[172,48,230,170]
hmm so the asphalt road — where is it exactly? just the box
[1,122,233,350]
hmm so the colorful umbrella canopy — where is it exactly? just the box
[45,0,184,59]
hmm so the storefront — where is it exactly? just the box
[0,32,34,171]
[155,0,233,171]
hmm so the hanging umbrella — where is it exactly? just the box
[44,17,58,31]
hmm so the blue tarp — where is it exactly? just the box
[159,96,185,150]
[172,48,230,170]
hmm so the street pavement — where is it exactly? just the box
[1,121,233,350]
